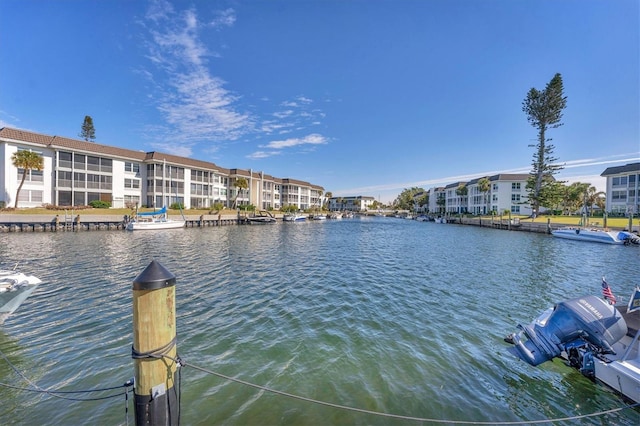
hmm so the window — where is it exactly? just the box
[57,171,72,187]
[611,190,627,201]
[87,174,100,189]
[512,182,521,191]
[100,158,112,173]
[58,191,72,206]
[125,178,140,189]
[74,172,86,188]
[124,195,140,205]
[613,176,628,186]
[512,194,521,202]
[87,156,100,171]
[511,206,521,213]
[74,154,86,170]
[59,152,72,168]
[31,169,44,182]
[17,169,44,183]
[18,190,43,203]
[100,175,112,190]
[125,162,140,173]
[73,192,86,206]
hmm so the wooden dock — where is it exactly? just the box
[0,213,242,232]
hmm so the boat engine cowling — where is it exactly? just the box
[506,295,627,366]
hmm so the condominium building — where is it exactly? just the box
[0,127,324,210]
[432,174,532,216]
[601,162,640,215]
[328,195,376,212]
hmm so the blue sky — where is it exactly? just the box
[1,0,638,203]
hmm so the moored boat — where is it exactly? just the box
[551,227,639,245]
[245,210,277,224]
[126,206,185,231]
[0,267,42,324]
[283,213,306,222]
[505,279,640,403]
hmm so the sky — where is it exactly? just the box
[1,0,638,203]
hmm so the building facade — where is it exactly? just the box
[328,195,376,212]
[0,127,324,210]
[429,174,532,216]
[601,162,640,215]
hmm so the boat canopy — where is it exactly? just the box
[136,206,167,216]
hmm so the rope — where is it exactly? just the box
[1,342,638,424]
[0,346,133,402]
[131,336,177,359]
[163,354,640,425]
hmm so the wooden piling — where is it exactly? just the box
[132,260,179,425]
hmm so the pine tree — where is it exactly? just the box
[522,73,567,215]
[79,115,96,142]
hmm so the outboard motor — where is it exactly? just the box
[505,295,627,366]
[619,231,640,245]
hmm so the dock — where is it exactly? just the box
[0,213,242,232]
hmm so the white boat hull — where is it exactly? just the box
[594,355,640,403]
[126,219,185,231]
[0,270,42,324]
[551,228,629,244]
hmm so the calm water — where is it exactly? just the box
[1,217,639,425]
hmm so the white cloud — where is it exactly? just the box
[209,8,236,28]
[247,150,280,159]
[143,3,252,143]
[150,142,193,158]
[273,110,294,119]
[264,133,328,149]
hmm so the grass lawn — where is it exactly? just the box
[481,214,638,230]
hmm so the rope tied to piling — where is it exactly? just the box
[131,336,178,360]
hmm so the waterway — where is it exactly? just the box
[1,217,639,425]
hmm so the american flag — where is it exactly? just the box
[602,278,617,305]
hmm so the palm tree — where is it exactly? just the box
[232,177,248,208]
[455,183,468,214]
[585,185,606,216]
[325,191,333,210]
[317,190,323,212]
[477,177,491,214]
[11,150,44,208]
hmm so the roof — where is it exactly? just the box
[0,127,324,191]
[600,162,640,176]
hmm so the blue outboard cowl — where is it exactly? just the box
[505,295,627,366]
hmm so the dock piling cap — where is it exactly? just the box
[133,260,176,290]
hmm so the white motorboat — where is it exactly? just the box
[312,214,327,221]
[245,210,277,224]
[283,213,306,222]
[0,267,42,324]
[505,280,640,403]
[551,227,639,245]
[126,206,185,231]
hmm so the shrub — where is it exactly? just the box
[89,200,111,209]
